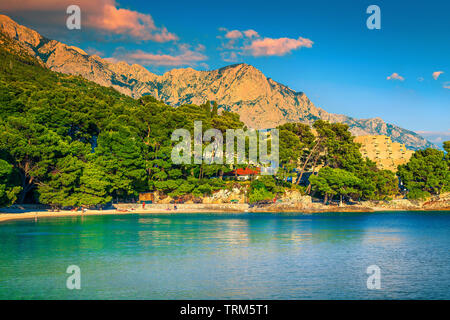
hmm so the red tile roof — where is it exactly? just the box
[233,167,260,175]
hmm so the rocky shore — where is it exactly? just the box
[1,193,449,224]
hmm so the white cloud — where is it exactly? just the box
[0,0,178,42]
[218,28,313,61]
[387,73,404,81]
[243,37,313,57]
[111,44,207,67]
[432,71,444,80]
[225,30,243,39]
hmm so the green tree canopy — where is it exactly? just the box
[309,167,362,204]
[0,159,21,207]
[397,148,449,199]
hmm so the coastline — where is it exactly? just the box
[1,202,449,224]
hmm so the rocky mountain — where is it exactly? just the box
[0,14,435,150]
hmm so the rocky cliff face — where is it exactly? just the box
[0,14,435,150]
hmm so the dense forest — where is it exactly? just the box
[0,47,448,208]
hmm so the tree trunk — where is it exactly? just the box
[305,184,312,194]
[329,194,334,204]
[311,153,320,173]
[18,175,34,204]
[296,139,323,185]
[305,154,321,195]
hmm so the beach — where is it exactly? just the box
[0,207,242,223]
[1,199,449,224]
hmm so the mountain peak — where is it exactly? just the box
[68,46,88,56]
[0,14,16,25]
[219,62,259,72]
[165,66,198,75]
[0,13,43,48]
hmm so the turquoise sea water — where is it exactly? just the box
[0,211,449,299]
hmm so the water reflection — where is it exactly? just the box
[0,211,449,299]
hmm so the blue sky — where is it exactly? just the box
[1,0,449,141]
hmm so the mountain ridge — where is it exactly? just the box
[0,14,436,150]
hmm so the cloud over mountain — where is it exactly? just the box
[224,30,243,39]
[111,44,208,67]
[0,0,177,42]
[243,37,313,57]
[218,28,313,61]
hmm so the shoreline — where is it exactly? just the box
[1,204,449,224]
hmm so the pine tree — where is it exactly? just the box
[212,101,218,117]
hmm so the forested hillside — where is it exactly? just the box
[0,47,246,207]
[0,47,448,208]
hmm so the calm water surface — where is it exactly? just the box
[0,211,449,299]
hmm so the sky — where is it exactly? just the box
[1,0,449,144]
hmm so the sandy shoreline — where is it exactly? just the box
[1,205,449,223]
[0,208,245,223]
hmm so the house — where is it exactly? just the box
[139,192,154,204]
[225,167,261,180]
